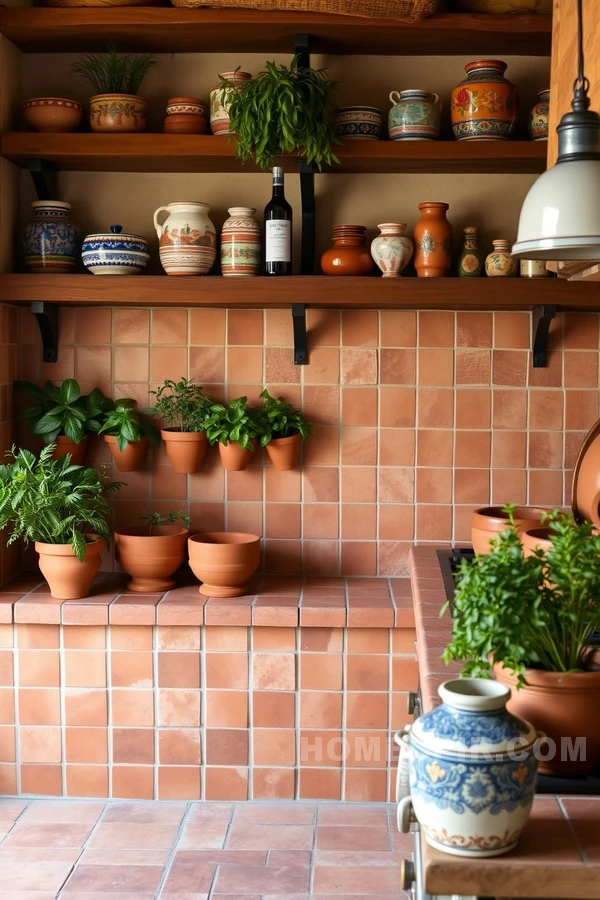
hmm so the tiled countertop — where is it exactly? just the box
[409,546,600,899]
[0,573,414,629]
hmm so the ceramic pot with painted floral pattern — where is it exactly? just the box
[388,89,441,140]
[413,202,453,278]
[221,207,261,277]
[210,71,251,136]
[451,60,518,141]
[458,226,484,277]
[528,89,550,141]
[371,223,413,277]
[90,93,147,133]
[485,239,517,277]
[22,201,79,274]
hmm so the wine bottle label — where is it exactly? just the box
[265,220,291,263]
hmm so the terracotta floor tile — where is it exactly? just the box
[102,801,187,824]
[312,865,400,894]
[3,823,92,848]
[19,800,105,823]
[0,860,76,892]
[169,849,267,866]
[79,848,170,866]
[0,799,29,825]
[61,894,155,900]
[61,864,164,894]
[227,824,314,850]
[160,855,216,894]
[178,822,230,850]
[233,804,316,825]
[314,850,402,867]
[267,850,312,867]
[317,805,390,827]
[316,826,390,851]
[89,822,180,850]
[0,847,82,864]
[187,802,233,823]
[213,863,310,894]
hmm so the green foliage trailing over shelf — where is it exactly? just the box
[96,397,160,451]
[204,396,262,450]
[140,509,191,535]
[71,42,159,95]
[147,378,212,433]
[256,389,313,446]
[15,379,107,444]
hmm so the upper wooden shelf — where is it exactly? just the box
[0,133,547,174]
[0,8,552,56]
[1,275,597,310]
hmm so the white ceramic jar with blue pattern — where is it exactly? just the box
[397,678,541,858]
[82,225,149,275]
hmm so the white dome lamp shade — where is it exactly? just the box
[512,0,600,261]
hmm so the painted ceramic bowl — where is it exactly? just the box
[166,96,205,116]
[22,97,83,133]
[82,225,149,275]
[336,106,383,140]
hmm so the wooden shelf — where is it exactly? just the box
[0,9,552,56]
[1,275,598,310]
[0,133,548,174]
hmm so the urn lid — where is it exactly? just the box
[83,224,147,245]
[464,59,508,74]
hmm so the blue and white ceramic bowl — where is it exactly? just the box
[82,225,149,275]
[336,106,383,141]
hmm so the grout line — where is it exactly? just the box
[556,796,589,865]
[152,800,193,900]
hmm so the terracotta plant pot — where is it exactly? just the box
[90,93,148,133]
[161,429,208,474]
[104,435,148,472]
[35,535,103,600]
[495,663,600,776]
[188,531,261,598]
[51,434,89,466]
[266,433,301,471]
[218,440,255,471]
[471,506,548,555]
[115,525,189,592]
[520,526,552,557]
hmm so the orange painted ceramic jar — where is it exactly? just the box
[413,202,453,278]
[321,225,375,276]
[451,60,518,141]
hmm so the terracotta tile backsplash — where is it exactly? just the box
[10,305,600,576]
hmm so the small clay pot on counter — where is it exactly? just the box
[188,531,261,598]
[35,535,103,600]
[472,506,548,555]
[161,429,208,474]
[321,225,375,276]
[520,526,552,557]
[104,435,149,472]
[51,435,89,466]
[115,525,189,593]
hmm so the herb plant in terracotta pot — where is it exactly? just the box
[0,445,122,600]
[204,396,262,471]
[445,508,600,776]
[188,531,261,598]
[256,389,312,471]
[115,510,190,592]
[147,378,211,474]
[97,398,159,472]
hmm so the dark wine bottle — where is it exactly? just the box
[264,166,292,276]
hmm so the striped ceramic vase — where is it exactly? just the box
[220,207,261,277]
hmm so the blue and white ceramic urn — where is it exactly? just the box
[82,224,149,275]
[398,678,540,858]
[22,201,79,273]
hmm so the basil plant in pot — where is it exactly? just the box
[256,389,312,471]
[115,510,190,593]
[96,397,159,473]
[204,396,262,471]
[147,378,212,474]
[0,445,122,600]
[444,508,600,776]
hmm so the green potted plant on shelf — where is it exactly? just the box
[115,510,190,593]
[71,43,158,134]
[256,388,312,471]
[96,397,159,472]
[0,444,122,600]
[203,396,262,471]
[14,379,107,465]
[147,378,212,474]
[221,57,340,171]
[444,507,600,777]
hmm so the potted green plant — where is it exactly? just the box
[444,507,600,776]
[96,397,159,472]
[221,57,340,171]
[204,396,262,471]
[147,378,212,474]
[71,43,158,134]
[15,379,107,465]
[115,510,190,592]
[256,388,312,471]
[0,445,122,600]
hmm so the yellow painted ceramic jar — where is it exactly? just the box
[451,60,517,141]
[485,239,517,277]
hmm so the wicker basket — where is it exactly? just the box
[170,0,440,23]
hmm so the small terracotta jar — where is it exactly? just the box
[528,88,550,141]
[321,225,375,276]
[451,59,518,141]
[485,239,517,277]
[457,225,483,277]
[413,202,453,278]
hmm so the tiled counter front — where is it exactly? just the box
[0,576,416,803]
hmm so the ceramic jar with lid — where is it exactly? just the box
[485,239,517,277]
[451,60,518,141]
[210,71,251,136]
[221,207,261,277]
[164,97,207,134]
[528,89,550,141]
[154,201,216,275]
[22,201,79,273]
[321,225,375,276]
[370,223,413,277]
[458,226,484,277]
[388,90,441,140]
[413,202,453,277]
[82,225,149,275]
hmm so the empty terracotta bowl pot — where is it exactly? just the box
[115,525,189,592]
[22,97,83,133]
[166,96,205,116]
[520,526,553,558]
[188,531,260,598]
[472,506,548,555]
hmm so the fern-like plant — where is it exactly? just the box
[71,43,158,95]
[140,510,191,536]
[147,378,212,433]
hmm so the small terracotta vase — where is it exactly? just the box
[210,71,251,135]
[370,223,413,278]
[51,435,89,466]
[471,506,548,555]
[218,440,255,471]
[161,430,207,474]
[457,226,484,277]
[89,93,148,133]
[35,535,103,600]
[220,207,261,277]
[104,435,148,472]
[413,202,453,277]
[266,433,301,471]
[321,226,375,276]
[188,531,261,598]
[115,525,189,592]
[485,239,517,277]
[528,89,550,141]
[451,59,518,141]
[520,526,552,557]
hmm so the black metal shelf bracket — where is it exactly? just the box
[31,301,59,363]
[532,304,557,368]
[294,33,316,278]
[27,159,58,200]
[292,303,308,365]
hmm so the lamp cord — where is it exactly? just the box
[573,0,590,101]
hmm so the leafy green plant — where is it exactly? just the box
[256,389,313,447]
[140,510,191,535]
[221,57,340,171]
[443,507,600,687]
[97,398,159,451]
[147,378,212,433]
[0,445,122,560]
[15,379,108,444]
[204,396,262,450]
[71,43,158,95]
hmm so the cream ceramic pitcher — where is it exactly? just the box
[154,201,216,276]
